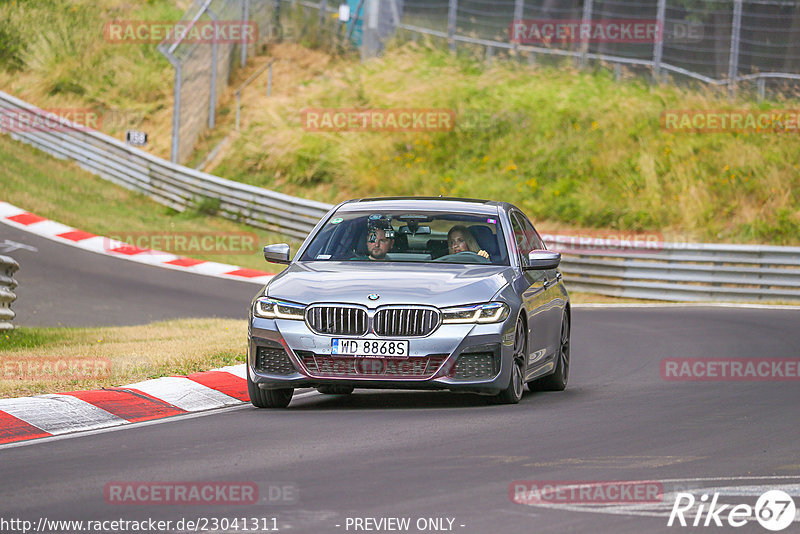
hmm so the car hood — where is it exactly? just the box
[266,262,515,308]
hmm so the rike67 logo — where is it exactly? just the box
[668,490,796,531]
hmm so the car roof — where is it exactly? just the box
[337,197,507,215]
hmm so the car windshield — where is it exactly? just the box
[300,210,509,265]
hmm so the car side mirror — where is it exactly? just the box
[524,250,561,270]
[264,244,291,264]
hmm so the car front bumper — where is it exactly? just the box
[248,316,517,395]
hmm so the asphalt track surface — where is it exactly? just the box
[2,221,800,533]
[1,222,261,326]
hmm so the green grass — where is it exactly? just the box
[0,319,246,398]
[0,134,301,271]
[208,40,800,245]
[1,1,799,247]
[0,0,177,109]
[0,0,188,159]
[0,327,73,350]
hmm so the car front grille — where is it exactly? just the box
[306,306,368,336]
[255,346,296,375]
[451,352,497,379]
[373,307,440,337]
[300,353,448,378]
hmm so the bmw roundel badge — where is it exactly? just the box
[368,293,380,301]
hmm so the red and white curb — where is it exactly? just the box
[0,201,275,285]
[0,364,250,445]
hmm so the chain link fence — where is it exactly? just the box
[159,0,274,164]
[159,0,799,164]
[290,0,800,99]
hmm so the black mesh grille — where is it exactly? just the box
[373,308,440,337]
[306,306,368,336]
[300,354,448,378]
[255,346,296,375]
[452,352,497,379]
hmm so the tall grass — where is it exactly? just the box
[209,41,800,245]
[0,0,180,156]
[1,1,798,245]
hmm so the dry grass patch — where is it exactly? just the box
[0,318,247,399]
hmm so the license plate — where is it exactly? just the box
[331,339,409,357]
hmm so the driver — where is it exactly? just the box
[366,227,394,260]
[447,225,489,259]
[352,217,395,261]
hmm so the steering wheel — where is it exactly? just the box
[433,251,491,263]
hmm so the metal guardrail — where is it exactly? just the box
[0,90,331,240]
[543,235,800,302]
[0,255,19,330]
[3,90,800,302]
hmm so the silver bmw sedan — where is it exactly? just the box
[247,197,570,407]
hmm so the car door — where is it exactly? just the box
[512,211,563,364]
[509,211,550,370]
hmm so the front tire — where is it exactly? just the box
[247,372,294,408]
[494,318,526,404]
[530,312,570,391]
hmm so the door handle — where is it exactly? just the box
[543,272,562,289]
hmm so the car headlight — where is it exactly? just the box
[253,297,306,320]
[441,302,510,324]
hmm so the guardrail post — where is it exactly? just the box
[274,0,282,41]
[653,0,666,81]
[169,59,181,163]
[447,0,458,52]
[757,77,765,101]
[513,0,524,54]
[208,7,219,129]
[580,0,593,68]
[727,0,743,100]
[320,0,328,28]
[0,256,19,331]
[267,60,273,96]
[241,0,250,67]
[235,91,242,131]
[362,0,380,59]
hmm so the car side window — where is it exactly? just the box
[518,212,544,250]
[510,213,532,267]
[511,211,545,267]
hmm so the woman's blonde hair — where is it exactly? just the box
[447,225,481,253]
